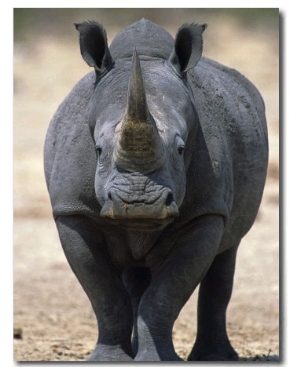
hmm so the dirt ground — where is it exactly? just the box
[13,12,279,362]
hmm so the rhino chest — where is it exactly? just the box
[103,228,170,268]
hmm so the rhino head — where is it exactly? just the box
[75,21,206,230]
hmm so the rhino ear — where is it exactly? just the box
[168,23,207,75]
[75,21,114,77]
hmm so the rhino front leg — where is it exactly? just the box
[134,215,224,361]
[122,267,151,357]
[55,216,134,361]
[188,244,239,361]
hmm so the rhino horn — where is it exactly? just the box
[114,49,165,173]
[126,48,148,122]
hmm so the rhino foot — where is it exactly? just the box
[188,349,239,361]
[134,350,183,362]
[88,344,133,362]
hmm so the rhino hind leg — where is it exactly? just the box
[188,244,240,361]
[55,216,134,361]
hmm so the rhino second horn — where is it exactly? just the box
[114,50,165,173]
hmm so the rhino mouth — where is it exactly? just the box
[100,189,179,231]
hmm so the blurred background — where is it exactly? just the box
[14,8,279,361]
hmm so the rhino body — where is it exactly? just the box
[44,19,268,361]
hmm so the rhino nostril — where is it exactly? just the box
[108,192,112,201]
[165,192,174,206]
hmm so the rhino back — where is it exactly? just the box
[184,57,268,247]
[44,72,101,217]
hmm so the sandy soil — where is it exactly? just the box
[13,16,279,362]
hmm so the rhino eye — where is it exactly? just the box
[178,145,185,155]
[95,146,102,158]
[175,135,185,156]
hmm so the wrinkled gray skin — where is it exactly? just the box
[44,19,268,361]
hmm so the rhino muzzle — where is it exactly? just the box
[100,189,179,230]
[114,49,165,174]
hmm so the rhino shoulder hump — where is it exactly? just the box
[109,19,174,60]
